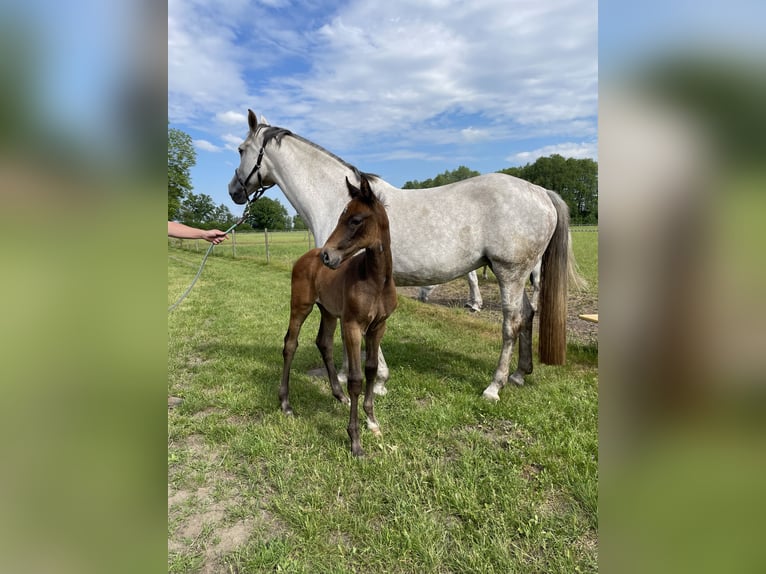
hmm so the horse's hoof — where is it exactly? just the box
[368,423,382,437]
[281,407,294,416]
[373,383,388,396]
[509,372,525,387]
[481,389,500,402]
[338,395,351,406]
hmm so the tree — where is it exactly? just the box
[292,214,308,231]
[403,165,480,189]
[212,204,237,230]
[168,125,196,219]
[178,192,216,228]
[499,155,598,224]
[247,197,290,230]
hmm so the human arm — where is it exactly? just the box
[168,221,229,244]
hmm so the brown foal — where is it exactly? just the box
[279,175,397,457]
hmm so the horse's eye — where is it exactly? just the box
[238,147,244,156]
[349,216,363,227]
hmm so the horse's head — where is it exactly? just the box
[228,109,273,204]
[321,176,388,269]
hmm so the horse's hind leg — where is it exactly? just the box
[316,304,349,405]
[280,300,314,415]
[482,271,526,401]
[510,291,535,387]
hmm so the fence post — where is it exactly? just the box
[232,229,236,258]
[265,228,270,264]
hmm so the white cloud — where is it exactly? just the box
[169,0,597,157]
[194,139,223,153]
[221,133,246,151]
[507,141,598,165]
[460,127,490,142]
[216,111,248,126]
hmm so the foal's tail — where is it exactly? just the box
[538,191,579,365]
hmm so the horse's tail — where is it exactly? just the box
[538,191,573,365]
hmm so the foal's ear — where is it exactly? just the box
[247,109,258,131]
[345,176,361,200]
[345,176,375,205]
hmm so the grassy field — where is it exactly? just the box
[168,229,598,573]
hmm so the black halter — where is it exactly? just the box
[235,141,274,203]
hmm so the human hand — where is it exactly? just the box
[201,229,229,244]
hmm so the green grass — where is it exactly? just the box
[168,232,598,573]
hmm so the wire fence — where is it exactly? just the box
[169,226,598,267]
[168,229,316,268]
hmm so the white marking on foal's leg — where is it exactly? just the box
[366,420,382,436]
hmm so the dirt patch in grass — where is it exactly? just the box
[398,275,598,347]
[168,433,288,573]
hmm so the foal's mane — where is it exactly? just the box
[259,125,379,186]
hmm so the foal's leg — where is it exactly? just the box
[482,270,526,401]
[339,343,390,396]
[342,323,365,457]
[363,324,387,438]
[465,270,483,312]
[510,291,535,387]
[315,304,349,405]
[280,300,314,415]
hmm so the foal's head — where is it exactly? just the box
[321,176,388,270]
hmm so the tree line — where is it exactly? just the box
[405,158,598,224]
[169,125,597,230]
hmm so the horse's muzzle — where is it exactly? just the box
[227,172,248,205]
[321,249,341,269]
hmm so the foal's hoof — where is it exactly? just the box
[509,372,526,387]
[464,302,481,313]
[373,383,388,396]
[350,445,365,458]
[281,406,294,416]
[481,388,500,402]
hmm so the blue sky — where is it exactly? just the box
[168,0,598,217]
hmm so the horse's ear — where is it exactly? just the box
[358,176,375,205]
[260,114,269,126]
[247,109,258,131]
[345,176,360,200]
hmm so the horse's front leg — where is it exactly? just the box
[363,323,387,438]
[342,323,364,457]
[464,270,483,312]
[339,342,390,396]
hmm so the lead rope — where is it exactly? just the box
[168,201,253,313]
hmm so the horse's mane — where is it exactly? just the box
[260,125,379,185]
